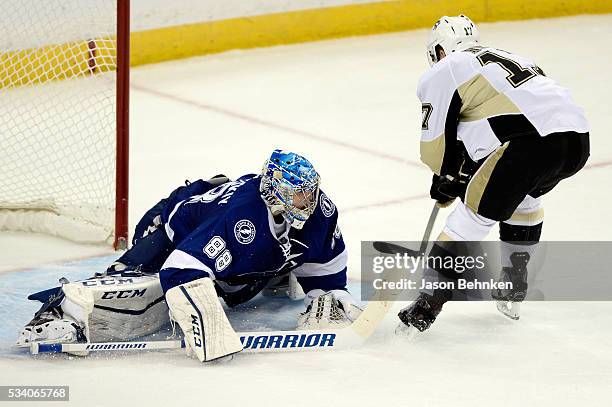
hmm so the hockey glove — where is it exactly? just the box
[430,156,480,207]
[430,174,461,207]
[430,140,483,207]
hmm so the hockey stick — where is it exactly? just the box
[373,203,440,256]
[30,328,362,355]
[30,340,184,355]
[30,290,391,355]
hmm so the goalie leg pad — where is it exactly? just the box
[165,278,243,362]
[58,283,95,340]
[20,274,168,346]
[84,274,168,341]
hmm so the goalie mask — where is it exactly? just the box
[427,14,480,66]
[260,150,320,230]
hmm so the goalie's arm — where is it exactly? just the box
[292,252,348,293]
[293,203,349,294]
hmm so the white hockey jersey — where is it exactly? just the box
[418,46,589,176]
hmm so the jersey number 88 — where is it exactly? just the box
[204,236,232,272]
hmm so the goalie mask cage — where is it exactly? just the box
[0,0,129,249]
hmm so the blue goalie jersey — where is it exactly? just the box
[158,175,347,298]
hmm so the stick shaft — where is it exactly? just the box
[31,330,358,355]
[31,340,185,354]
[418,203,440,255]
[373,202,440,256]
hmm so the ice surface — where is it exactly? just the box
[1,15,611,407]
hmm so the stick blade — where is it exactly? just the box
[372,241,421,257]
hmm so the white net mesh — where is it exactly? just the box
[0,0,120,244]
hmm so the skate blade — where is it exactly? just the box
[496,300,521,320]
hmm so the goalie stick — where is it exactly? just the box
[373,203,439,257]
[30,286,392,356]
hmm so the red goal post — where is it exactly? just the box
[116,0,130,250]
[0,0,130,249]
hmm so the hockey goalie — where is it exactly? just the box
[16,150,362,362]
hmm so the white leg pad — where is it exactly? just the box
[165,278,243,362]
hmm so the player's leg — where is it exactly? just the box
[491,131,589,318]
[398,138,549,332]
[159,248,243,362]
[493,195,544,319]
[108,227,175,274]
[530,131,589,198]
[165,277,243,362]
[17,274,167,347]
[401,132,589,330]
[398,202,497,332]
[461,137,562,321]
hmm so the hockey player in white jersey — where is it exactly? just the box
[16,150,362,362]
[398,15,590,331]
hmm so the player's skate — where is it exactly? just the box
[396,290,450,334]
[492,252,529,320]
[16,308,86,347]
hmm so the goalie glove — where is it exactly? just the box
[297,289,363,330]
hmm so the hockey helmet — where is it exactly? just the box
[260,150,320,229]
[427,15,480,66]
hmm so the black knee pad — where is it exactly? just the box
[499,222,542,243]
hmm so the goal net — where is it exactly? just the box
[0,0,129,248]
